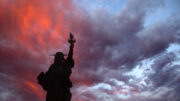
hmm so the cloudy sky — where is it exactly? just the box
[0,0,180,101]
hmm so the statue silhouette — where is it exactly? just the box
[37,32,76,101]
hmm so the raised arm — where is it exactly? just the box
[66,32,76,68]
[67,32,76,59]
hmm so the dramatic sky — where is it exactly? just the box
[0,0,180,101]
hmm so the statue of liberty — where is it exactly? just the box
[37,32,76,101]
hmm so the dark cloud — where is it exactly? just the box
[71,0,180,85]
[148,52,180,100]
[70,0,180,100]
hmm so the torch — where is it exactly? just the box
[68,32,76,44]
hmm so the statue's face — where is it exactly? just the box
[54,54,65,63]
[56,55,64,59]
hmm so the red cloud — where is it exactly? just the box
[0,0,81,100]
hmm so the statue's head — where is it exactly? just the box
[54,52,66,64]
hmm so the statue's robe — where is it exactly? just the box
[45,57,74,101]
[37,44,74,101]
